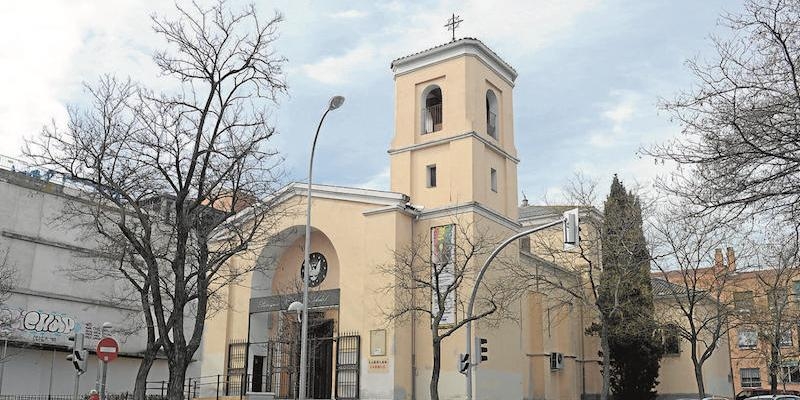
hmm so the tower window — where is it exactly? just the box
[422,86,443,134]
[486,89,498,139]
[426,164,437,187]
[490,168,497,192]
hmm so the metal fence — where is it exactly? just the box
[0,394,162,400]
[145,332,361,400]
[335,333,359,400]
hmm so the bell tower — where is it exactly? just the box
[388,38,519,220]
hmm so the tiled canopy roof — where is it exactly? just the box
[390,37,517,78]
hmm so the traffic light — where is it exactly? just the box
[563,208,580,250]
[66,332,87,374]
[458,353,470,374]
[474,337,488,365]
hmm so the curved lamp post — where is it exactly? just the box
[299,95,345,400]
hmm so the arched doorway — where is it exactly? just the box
[247,226,344,399]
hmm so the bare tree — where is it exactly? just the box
[0,250,14,311]
[377,219,521,400]
[648,0,800,227]
[649,208,739,397]
[24,2,287,399]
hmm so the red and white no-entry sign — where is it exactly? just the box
[96,337,119,362]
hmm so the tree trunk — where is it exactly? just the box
[167,354,189,400]
[694,364,705,398]
[691,340,705,397]
[430,338,441,400]
[133,342,160,400]
[600,324,610,400]
[771,343,779,394]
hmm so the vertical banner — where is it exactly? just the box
[431,224,456,326]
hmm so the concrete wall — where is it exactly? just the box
[0,169,176,393]
[0,346,169,395]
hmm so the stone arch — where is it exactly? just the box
[486,89,499,139]
[421,84,443,134]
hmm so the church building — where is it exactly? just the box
[199,38,604,400]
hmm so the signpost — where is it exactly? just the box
[96,338,118,362]
[96,337,118,400]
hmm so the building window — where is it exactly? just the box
[738,328,758,349]
[422,86,443,134]
[662,324,680,355]
[769,288,789,311]
[734,290,754,312]
[782,363,800,384]
[793,281,800,307]
[781,328,793,347]
[426,164,437,188]
[490,168,497,192]
[741,368,762,388]
[486,89,498,139]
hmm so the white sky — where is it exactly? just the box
[0,0,739,203]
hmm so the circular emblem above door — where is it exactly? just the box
[301,252,328,287]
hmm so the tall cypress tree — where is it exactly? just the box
[599,175,663,400]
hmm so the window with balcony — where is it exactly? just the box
[486,89,498,139]
[782,363,800,383]
[422,86,443,134]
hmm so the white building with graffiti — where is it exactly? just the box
[0,158,174,396]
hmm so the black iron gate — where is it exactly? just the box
[249,331,360,399]
[226,340,248,395]
[254,339,297,398]
[335,332,360,399]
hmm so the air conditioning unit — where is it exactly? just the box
[550,352,564,370]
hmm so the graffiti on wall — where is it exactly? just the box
[0,308,79,345]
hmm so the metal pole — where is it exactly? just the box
[48,348,55,400]
[95,357,102,393]
[464,218,564,400]
[0,337,7,395]
[100,361,108,400]
[299,104,337,400]
[73,370,81,400]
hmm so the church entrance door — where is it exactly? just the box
[306,319,334,399]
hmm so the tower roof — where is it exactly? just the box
[390,38,518,85]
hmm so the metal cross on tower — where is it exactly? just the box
[445,13,463,42]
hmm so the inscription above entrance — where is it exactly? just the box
[249,288,340,313]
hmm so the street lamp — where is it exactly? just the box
[299,95,345,400]
[0,329,10,395]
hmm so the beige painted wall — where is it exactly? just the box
[654,298,735,397]
[390,53,518,221]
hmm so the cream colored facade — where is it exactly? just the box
[199,39,604,400]
[652,280,735,399]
